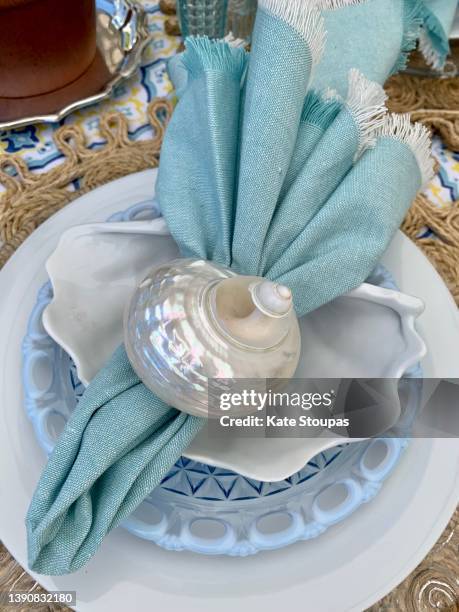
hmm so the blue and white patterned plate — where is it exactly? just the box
[22,203,419,556]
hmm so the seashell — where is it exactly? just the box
[124,258,301,418]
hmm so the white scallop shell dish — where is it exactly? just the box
[42,202,427,481]
[124,258,301,418]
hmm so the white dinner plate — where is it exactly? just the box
[1,170,458,611]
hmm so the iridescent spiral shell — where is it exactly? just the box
[124,258,301,417]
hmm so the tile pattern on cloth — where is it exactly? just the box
[0,3,179,174]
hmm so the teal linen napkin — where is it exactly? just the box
[231,2,324,272]
[160,36,432,316]
[311,0,409,96]
[279,89,342,201]
[418,0,458,69]
[27,346,203,574]
[27,0,434,575]
[156,37,248,264]
[311,0,457,94]
[271,122,430,312]
[168,0,457,96]
[262,68,387,272]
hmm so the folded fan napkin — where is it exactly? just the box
[27,0,434,575]
[159,34,432,315]
[169,0,458,97]
[312,0,458,95]
[311,0,411,95]
[309,0,457,95]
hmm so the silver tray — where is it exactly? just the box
[0,0,151,131]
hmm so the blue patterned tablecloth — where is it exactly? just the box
[0,3,178,172]
[0,1,457,218]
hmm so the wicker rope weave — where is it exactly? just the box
[386,73,459,150]
[0,75,458,611]
[383,72,459,305]
[0,98,172,267]
[402,193,459,303]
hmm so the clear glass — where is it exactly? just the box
[226,0,257,42]
[177,0,229,39]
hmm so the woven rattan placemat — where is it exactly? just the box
[0,74,458,610]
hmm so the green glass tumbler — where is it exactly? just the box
[177,0,229,39]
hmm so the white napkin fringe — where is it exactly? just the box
[345,68,388,158]
[316,0,368,9]
[258,0,326,68]
[418,29,445,70]
[375,113,435,188]
[182,36,248,79]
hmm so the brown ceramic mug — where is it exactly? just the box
[0,0,97,98]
